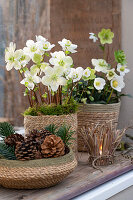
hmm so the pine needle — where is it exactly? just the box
[0,143,16,160]
[0,122,15,139]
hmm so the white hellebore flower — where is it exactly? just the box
[30,65,40,76]
[17,49,30,67]
[94,78,106,90]
[36,35,47,43]
[6,42,16,52]
[49,51,73,74]
[111,75,125,92]
[58,38,77,53]
[91,59,108,73]
[42,66,66,92]
[30,62,50,76]
[20,71,41,90]
[117,63,130,76]
[36,35,55,52]
[5,42,22,71]
[82,68,91,78]
[106,68,116,80]
[89,33,98,43]
[23,40,41,58]
[67,67,83,82]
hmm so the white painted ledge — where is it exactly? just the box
[73,170,133,200]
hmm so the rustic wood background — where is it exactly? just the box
[0,0,121,125]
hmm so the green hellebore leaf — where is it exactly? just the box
[67,79,72,85]
[51,91,55,96]
[114,50,127,65]
[34,87,39,92]
[81,98,87,104]
[78,82,83,85]
[88,86,94,89]
[32,96,35,100]
[33,53,43,64]
[42,93,48,99]
[23,67,28,72]
[20,69,23,74]
[87,67,96,80]
[25,82,29,87]
[65,50,70,55]
[87,91,91,95]
[98,28,114,45]
[99,44,105,51]
[89,96,94,101]
[30,65,39,75]
[70,64,74,68]
[44,52,50,57]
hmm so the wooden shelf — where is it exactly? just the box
[0,152,133,200]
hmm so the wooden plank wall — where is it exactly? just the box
[50,0,121,67]
[0,0,121,125]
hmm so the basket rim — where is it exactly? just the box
[24,112,77,118]
[78,102,121,107]
[0,148,75,168]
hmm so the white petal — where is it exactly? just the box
[50,83,59,91]
[42,76,50,86]
[26,40,35,47]
[58,77,67,85]
[33,76,41,83]
[6,63,14,71]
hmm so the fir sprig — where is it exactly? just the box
[0,122,15,139]
[45,124,75,145]
[0,143,16,160]
[0,122,16,160]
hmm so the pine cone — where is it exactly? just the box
[27,129,51,144]
[26,129,52,151]
[35,151,43,159]
[15,140,37,161]
[41,135,65,158]
[4,133,24,147]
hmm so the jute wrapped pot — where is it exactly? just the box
[0,148,77,189]
[24,113,77,152]
[77,102,121,152]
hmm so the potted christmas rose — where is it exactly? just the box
[5,36,88,151]
[71,29,130,151]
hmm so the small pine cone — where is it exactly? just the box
[27,129,52,144]
[41,135,65,158]
[35,151,43,159]
[5,133,24,147]
[26,129,52,151]
[15,140,37,161]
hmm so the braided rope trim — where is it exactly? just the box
[0,158,77,189]
[77,103,120,152]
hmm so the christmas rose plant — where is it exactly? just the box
[5,36,89,115]
[72,28,130,104]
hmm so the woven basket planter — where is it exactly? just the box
[77,102,121,152]
[0,148,77,189]
[24,113,77,152]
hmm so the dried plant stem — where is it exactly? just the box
[80,120,127,166]
[59,86,62,105]
[33,91,39,105]
[38,83,44,103]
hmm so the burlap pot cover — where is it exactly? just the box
[24,113,77,152]
[77,102,121,152]
[0,148,77,189]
